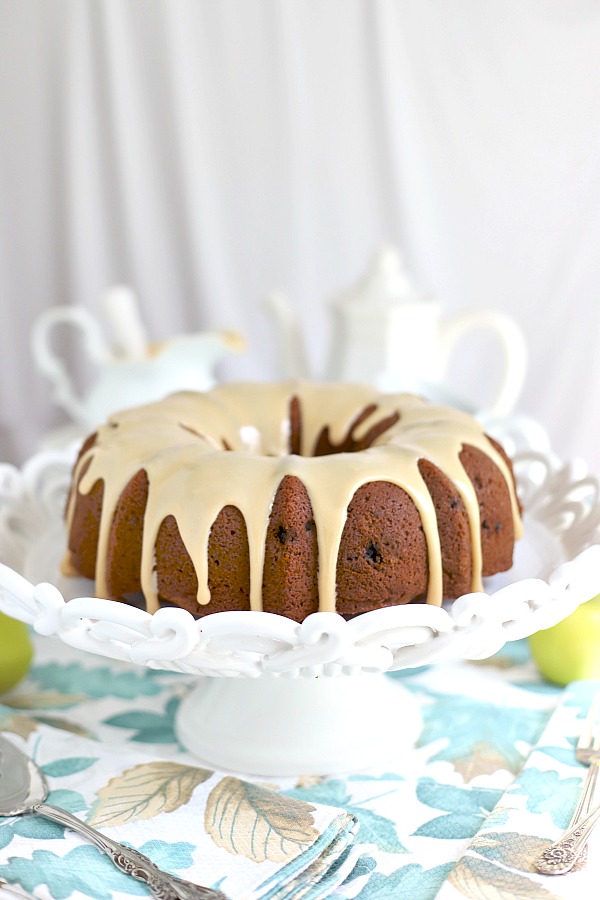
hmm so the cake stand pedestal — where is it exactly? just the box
[176,672,420,776]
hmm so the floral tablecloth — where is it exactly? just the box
[0,632,599,899]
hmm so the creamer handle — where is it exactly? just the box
[30,306,111,425]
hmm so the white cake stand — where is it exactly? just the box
[0,449,599,775]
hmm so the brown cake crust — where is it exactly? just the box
[335,481,428,615]
[63,384,521,621]
[459,443,515,577]
[105,469,148,598]
[65,471,102,582]
[262,475,319,620]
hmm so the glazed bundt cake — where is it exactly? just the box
[62,382,522,621]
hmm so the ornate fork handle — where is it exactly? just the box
[564,759,600,867]
[34,802,229,899]
[535,801,600,875]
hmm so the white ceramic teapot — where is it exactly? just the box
[31,286,245,427]
[266,246,527,419]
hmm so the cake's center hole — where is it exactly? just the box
[180,401,401,457]
[289,397,401,457]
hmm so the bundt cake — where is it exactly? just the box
[62,382,522,621]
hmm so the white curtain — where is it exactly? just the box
[1,0,600,470]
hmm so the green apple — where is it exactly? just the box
[0,612,33,693]
[529,594,600,686]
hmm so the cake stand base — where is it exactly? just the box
[175,672,421,776]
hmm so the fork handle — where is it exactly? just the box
[34,803,229,900]
[535,799,600,875]
[559,758,600,870]
[570,761,600,827]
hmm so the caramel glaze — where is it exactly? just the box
[63,382,522,616]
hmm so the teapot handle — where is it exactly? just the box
[31,306,111,425]
[439,311,527,419]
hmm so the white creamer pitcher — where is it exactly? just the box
[267,246,527,420]
[31,286,245,427]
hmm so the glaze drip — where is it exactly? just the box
[64,382,522,614]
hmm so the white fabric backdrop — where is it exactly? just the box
[1,0,599,470]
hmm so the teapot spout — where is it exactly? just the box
[264,291,311,379]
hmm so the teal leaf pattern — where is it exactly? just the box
[492,638,531,666]
[286,779,408,854]
[342,853,378,884]
[355,862,454,899]
[103,696,179,743]
[387,665,430,679]
[0,816,66,846]
[29,662,163,700]
[413,813,485,840]
[537,745,579,767]
[0,828,15,853]
[511,680,563,696]
[563,682,600,716]
[42,757,98,777]
[0,829,13,853]
[510,768,581,828]
[480,805,512,832]
[419,695,548,776]
[0,840,197,899]
[285,780,350,807]
[0,845,148,899]
[46,789,88,814]
[413,779,500,839]
[416,779,500,816]
[356,806,409,853]
[127,839,195,872]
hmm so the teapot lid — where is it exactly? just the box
[331,245,428,309]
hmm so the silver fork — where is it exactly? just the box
[535,694,600,875]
